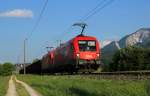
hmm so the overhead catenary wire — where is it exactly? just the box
[58,0,115,43]
[26,0,49,40]
[56,0,108,42]
[21,0,49,71]
[57,0,105,41]
[48,1,108,45]
[80,0,115,21]
[79,0,107,21]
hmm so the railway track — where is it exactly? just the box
[81,71,150,80]
[50,71,150,80]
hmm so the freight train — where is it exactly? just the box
[20,23,101,74]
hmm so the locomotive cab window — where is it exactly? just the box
[78,40,96,51]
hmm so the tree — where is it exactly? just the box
[1,62,14,76]
[105,46,150,72]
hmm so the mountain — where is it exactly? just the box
[101,28,150,64]
[119,28,150,48]
[101,41,120,64]
[101,40,112,47]
[101,41,120,54]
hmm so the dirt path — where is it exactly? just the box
[15,76,42,96]
[5,76,18,96]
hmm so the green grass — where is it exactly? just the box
[17,75,150,96]
[0,76,10,96]
[15,82,30,96]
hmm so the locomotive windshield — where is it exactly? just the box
[78,40,96,51]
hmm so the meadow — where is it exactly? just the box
[0,76,9,96]
[17,75,150,96]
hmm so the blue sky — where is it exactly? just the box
[0,0,150,63]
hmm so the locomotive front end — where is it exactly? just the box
[73,36,101,72]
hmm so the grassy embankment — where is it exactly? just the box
[17,75,150,96]
[0,76,10,96]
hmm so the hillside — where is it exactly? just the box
[101,28,150,64]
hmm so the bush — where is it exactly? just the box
[105,46,150,71]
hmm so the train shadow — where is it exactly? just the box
[30,83,110,96]
[68,87,99,96]
[31,83,54,90]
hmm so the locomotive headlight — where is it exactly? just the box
[76,54,80,58]
[97,54,100,57]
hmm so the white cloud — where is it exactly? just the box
[0,9,33,18]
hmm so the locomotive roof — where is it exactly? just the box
[46,35,97,51]
[73,34,97,40]
[42,35,98,58]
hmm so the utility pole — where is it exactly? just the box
[16,55,20,74]
[24,39,27,74]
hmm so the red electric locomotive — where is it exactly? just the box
[42,34,101,73]
[19,23,101,74]
[41,23,101,73]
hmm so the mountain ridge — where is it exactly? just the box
[101,28,150,64]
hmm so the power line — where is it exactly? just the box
[81,0,115,21]
[27,0,49,40]
[58,0,106,40]
[23,0,49,74]
[79,0,107,21]
[23,39,27,74]
[50,1,106,45]
[59,0,115,41]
